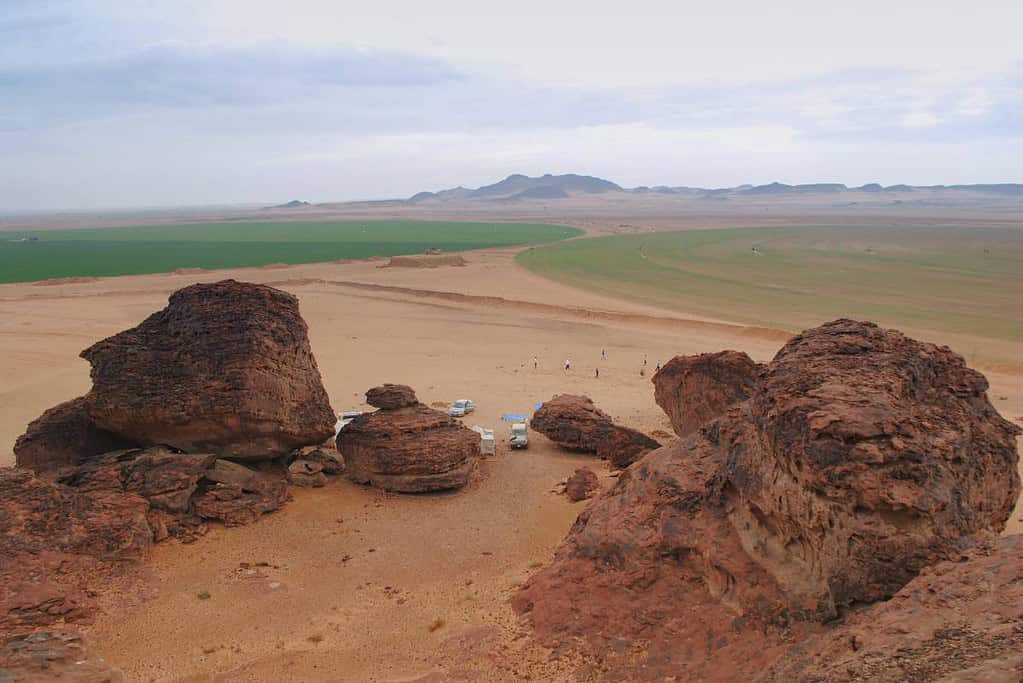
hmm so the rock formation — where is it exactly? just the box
[530,394,660,468]
[337,385,478,492]
[758,534,1023,683]
[14,396,133,473]
[365,383,418,410]
[564,468,599,501]
[1,448,289,633]
[77,279,334,460]
[0,631,123,682]
[653,350,762,437]
[515,320,1020,680]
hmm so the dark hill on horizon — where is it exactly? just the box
[410,173,623,202]
[406,174,1023,203]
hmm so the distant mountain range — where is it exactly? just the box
[407,174,1023,202]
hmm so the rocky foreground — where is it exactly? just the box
[2,292,1020,682]
[2,280,343,680]
[514,319,1021,681]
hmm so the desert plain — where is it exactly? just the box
[1,196,1022,681]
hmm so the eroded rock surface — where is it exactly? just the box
[337,386,479,492]
[79,279,334,460]
[758,534,1023,683]
[653,350,762,437]
[515,320,1020,680]
[14,397,133,474]
[530,394,659,468]
[1,448,290,633]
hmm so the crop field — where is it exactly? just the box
[0,220,582,284]
[518,225,1023,345]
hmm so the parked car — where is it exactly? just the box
[448,399,476,417]
[510,422,528,449]
[334,410,363,436]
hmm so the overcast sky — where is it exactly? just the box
[2,0,1021,210]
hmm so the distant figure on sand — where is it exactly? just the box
[595,367,599,378]
[601,348,606,360]
[533,356,538,369]
[643,355,647,366]
[565,358,571,371]
[656,360,662,371]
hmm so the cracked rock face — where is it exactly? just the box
[337,388,479,493]
[78,279,335,461]
[515,320,1020,681]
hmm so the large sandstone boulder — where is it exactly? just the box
[531,394,659,468]
[337,387,479,492]
[78,280,334,461]
[13,396,134,473]
[515,320,1020,680]
[653,350,762,437]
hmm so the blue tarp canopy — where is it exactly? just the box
[501,413,527,421]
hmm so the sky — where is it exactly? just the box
[1,0,1021,210]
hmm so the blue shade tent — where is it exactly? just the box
[534,402,543,411]
[501,413,527,421]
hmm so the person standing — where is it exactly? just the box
[601,348,606,360]
[533,356,538,370]
[595,367,599,379]
[565,358,571,371]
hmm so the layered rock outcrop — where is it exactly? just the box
[515,320,1021,680]
[1,448,288,633]
[653,350,762,437]
[530,394,660,468]
[78,279,334,460]
[337,386,478,492]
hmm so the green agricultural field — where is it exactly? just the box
[518,225,1023,345]
[0,221,582,284]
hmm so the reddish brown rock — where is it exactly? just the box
[365,384,418,410]
[564,468,599,501]
[531,394,659,468]
[758,534,1023,683]
[192,481,289,527]
[653,350,762,437]
[13,396,134,474]
[337,394,478,493]
[1,446,292,634]
[515,320,1020,680]
[286,459,327,487]
[79,280,334,460]
[0,631,124,682]
[291,446,345,475]
[0,467,153,633]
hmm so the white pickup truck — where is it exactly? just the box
[448,399,476,417]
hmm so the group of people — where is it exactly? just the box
[531,350,662,378]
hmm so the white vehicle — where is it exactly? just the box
[510,423,528,449]
[471,425,496,455]
[334,410,363,436]
[448,399,476,417]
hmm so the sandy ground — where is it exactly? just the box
[1,248,1021,681]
